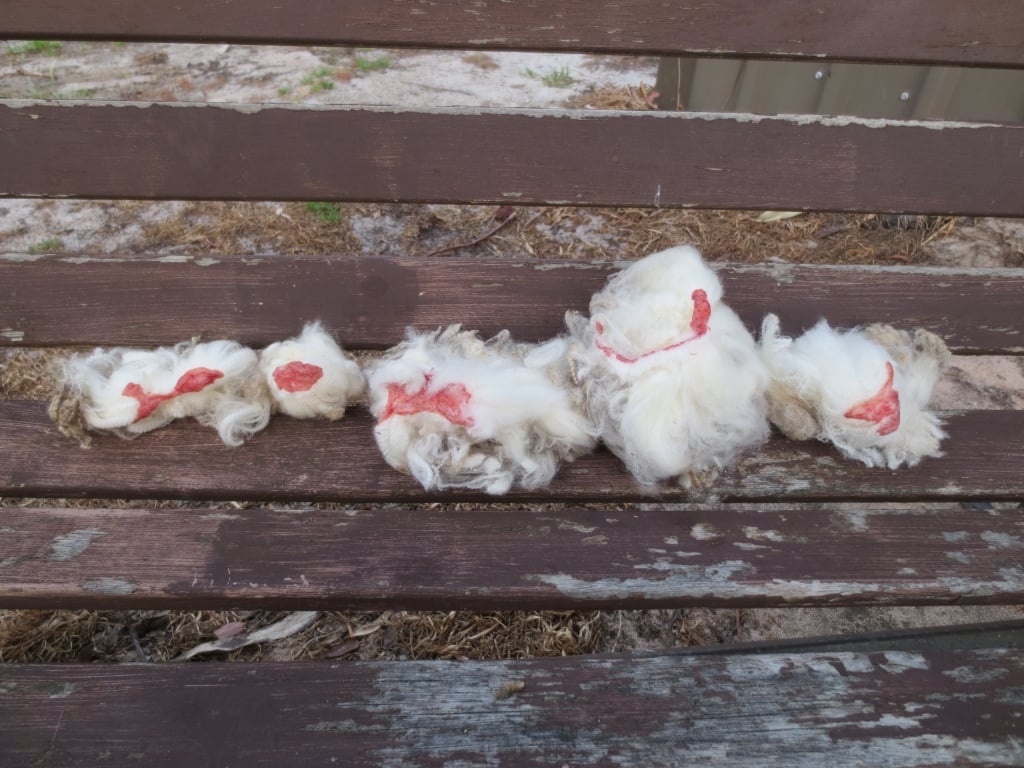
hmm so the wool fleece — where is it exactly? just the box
[260,321,365,421]
[51,338,269,447]
[760,314,950,469]
[366,324,597,495]
[566,245,770,489]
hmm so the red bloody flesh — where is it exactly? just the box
[381,373,474,427]
[844,361,901,436]
[123,366,224,421]
[595,288,712,364]
[273,361,324,393]
[689,288,711,335]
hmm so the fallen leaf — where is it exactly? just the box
[494,680,526,700]
[349,617,388,638]
[327,638,362,658]
[213,621,246,641]
[175,611,319,661]
[756,211,805,223]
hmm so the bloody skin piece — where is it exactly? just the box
[273,361,324,393]
[595,288,712,364]
[844,361,901,436]
[381,372,474,427]
[123,367,225,422]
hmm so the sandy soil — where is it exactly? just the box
[1,40,1022,662]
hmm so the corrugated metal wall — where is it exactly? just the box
[655,59,1024,122]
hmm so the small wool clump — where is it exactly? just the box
[50,339,270,447]
[565,245,770,489]
[759,314,950,468]
[366,324,598,495]
[259,321,365,420]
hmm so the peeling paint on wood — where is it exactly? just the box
[4,505,1022,611]
[3,102,1021,215]
[8,404,1023,505]
[981,531,1024,549]
[0,650,1021,766]
[530,560,753,601]
[2,0,1022,66]
[3,258,1022,353]
[47,528,104,561]
[80,578,136,596]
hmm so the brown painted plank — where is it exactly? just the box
[1,402,1021,503]
[2,651,1022,767]
[2,258,1022,354]
[3,103,1023,216]
[2,0,1023,67]
[2,504,1022,610]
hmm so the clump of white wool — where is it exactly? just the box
[53,338,269,447]
[260,321,365,420]
[565,245,770,489]
[366,324,598,495]
[760,314,949,468]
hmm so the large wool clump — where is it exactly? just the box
[760,314,950,468]
[259,321,365,420]
[566,245,770,489]
[50,339,270,447]
[366,324,598,495]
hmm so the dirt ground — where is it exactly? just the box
[1,40,1022,664]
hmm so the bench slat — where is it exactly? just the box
[1,403,1020,503]
[4,103,1023,216]
[3,0,1023,67]
[2,504,1022,610]
[3,258,1022,354]
[2,651,1022,767]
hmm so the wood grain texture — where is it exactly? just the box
[3,103,1023,216]
[1,402,1021,504]
[2,0,1023,67]
[2,651,1022,767]
[2,504,1022,610]
[2,257,1023,353]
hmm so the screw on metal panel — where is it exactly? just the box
[814,70,825,80]
[900,91,911,101]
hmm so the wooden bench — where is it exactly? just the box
[2,2,1023,765]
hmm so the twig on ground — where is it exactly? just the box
[421,206,517,258]
[122,611,152,662]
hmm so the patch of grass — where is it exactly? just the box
[355,55,391,73]
[61,88,95,100]
[313,47,343,66]
[305,202,343,224]
[277,86,292,97]
[27,87,58,100]
[300,66,336,92]
[524,65,574,89]
[7,40,63,57]
[27,237,62,254]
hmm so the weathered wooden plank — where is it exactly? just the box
[713,620,1024,655]
[1,403,1021,503]
[2,258,1022,354]
[2,651,1022,767]
[3,103,1023,216]
[1,504,1022,610]
[2,0,1022,67]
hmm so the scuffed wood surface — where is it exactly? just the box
[2,258,1023,353]
[3,103,1023,216]
[3,0,1023,67]
[1,402,1021,503]
[2,651,1023,767]
[2,504,1023,610]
